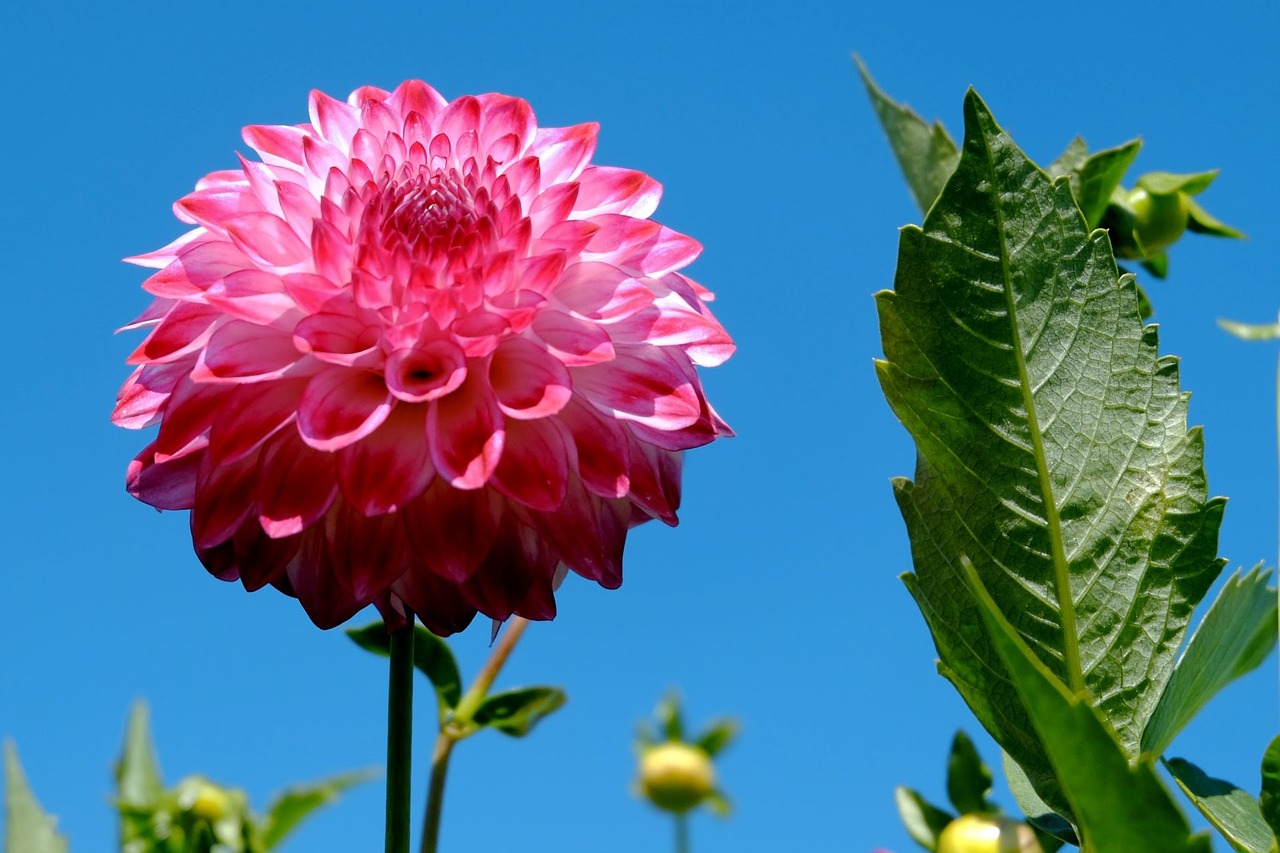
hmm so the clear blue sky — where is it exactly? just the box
[3,1,1279,850]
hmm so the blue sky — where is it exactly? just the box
[2,0,1279,851]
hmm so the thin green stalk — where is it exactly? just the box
[419,616,532,853]
[675,813,690,853]
[386,619,416,853]
[419,733,455,853]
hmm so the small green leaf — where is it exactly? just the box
[1219,318,1280,341]
[115,700,163,808]
[704,790,732,818]
[1137,170,1218,196]
[855,55,959,215]
[1002,752,1077,847]
[946,730,994,815]
[962,560,1210,853]
[1046,137,1088,180]
[346,621,462,716]
[1260,737,1280,839]
[259,770,375,850]
[473,687,566,737]
[5,742,69,853]
[656,694,684,742]
[1143,566,1277,758]
[1166,757,1274,853]
[1141,252,1170,279]
[894,785,953,851]
[692,719,738,758]
[1186,196,1245,239]
[1075,140,1143,226]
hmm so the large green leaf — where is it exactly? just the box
[855,56,959,215]
[963,564,1210,853]
[1260,737,1280,840]
[259,770,375,850]
[1142,566,1277,758]
[877,90,1225,814]
[4,742,69,853]
[346,621,462,719]
[1166,757,1274,853]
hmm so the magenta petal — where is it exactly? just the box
[297,369,393,451]
[225,212,310,268]
[337,403,435,515]
[385,339,467,403]
[127,439,203,510]
[283,529,365,629]
[191,320,301,384]
[153,376,231,460]
[256,432,339,538]
[127,302,221,365]
[176,185,260,231]
[489,337,571,419]
[326,505,413,602]
[626,437,682,525]
[530,310,615,366]
[389,80,447,127]
[207,378,308,464]
[574,166,662,219]
[535,479,627,588]
[427,372,504,488]
[196,521,300,591]
[558,399,631,498]
[388,570,478,637]
[572,346,701,431]
[243,124,307,166]
[113,361,188,429]
[584,216,701,276]
[191,450,259,549]
[309,89,360,149]
[491,417,569,512]
[401,481,502,582]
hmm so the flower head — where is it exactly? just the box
[115,81,732,633]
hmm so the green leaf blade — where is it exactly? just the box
[347,621,463,716]
[894,785,954,850]
[946,730,994,815]
[5,742,69,853]
[259,770,376,850]
[1143,566,1277,758]
[473,687,566,738]
[1166,757,1274,853]
[879,90,1225,811]
[855,56,959,215]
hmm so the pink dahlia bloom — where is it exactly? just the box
[114,81,733,634]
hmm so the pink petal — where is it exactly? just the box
[489,336,572,419]
[191,450,259,549]
[558,399,630,498]
[324,503,413,602]
[388,568,478,637]
[205,270,299,326]
[125,229,205,269]
[207,378,308,464]
[606,296,735,368]
[478,94,535,160]
[584,215,701,276]
[243,124,308,167]
[176,185,261,231]
[283,272,344,314]
[533,479,627,587]
[127,439,203,510]
[529,183,580,234]
[293,308,381,368]
[572,346,701,431]
[256,432,339,538]
[226,212,310,267]
[427,371,504,488]
[573,166,661,219]
[113,361,188,429]
[282,530,366,629]
[337,402,435,516]
[386,339,467,403]
[297,368,393,451]
[309,89,361,150]
[127,302,221,365]
[438,96,482,152]
[530,310,615,366]
[532,122,598,184]
[401,481,502,583]
[388,80,447,128]
[491,416,569,511]
[626,438,682,525]
[153,376,231,460]
[458,520,556,622]
[191,320,301,384]
[195,520,300,590]
[552,261,654,322]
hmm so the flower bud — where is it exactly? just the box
[638,742,717,814]
[936,814,1043,853]
[175,776,233,822]
[1128,187,1190,254]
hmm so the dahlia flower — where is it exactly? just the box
[114,81,733,634]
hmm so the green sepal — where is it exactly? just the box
[855,56,958,215]
[1219,317,1280,341]
[1142,252,1170,279]
[346,621,462,719]
[4,742,69,853]
[1186,195,1245,238]
[1142,566,1277,758]
[704,790,733,818]
[946,730,995,816]
[1062,139,1143,227]
[258,770,376,850]
[1166,757,1274,853]
[894,785,953,851]
[692,719,738,758]
[472,686,566,737]
[656,693,684,742]
[1137,170,1219,196]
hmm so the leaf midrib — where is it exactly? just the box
[980,127,1085,695]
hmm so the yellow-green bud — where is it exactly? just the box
[176,777,232,822]
[1128,187,1190,254]
[936,814,1043,853]
[638,742,716,813]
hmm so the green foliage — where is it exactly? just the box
[1166,757,1274,853]
[945,731,995,816]
[4,741,69,853]
[894,785,954,851]
[1260,738,1280,842]
[1142,566,1278,758]
[634,694,737,821]
[346,620,463,722]
[962,562,1211,853]
[1048,137,1142,228]
[110,700,368,852]
[876,87,1229,837]
[472,687,567,738]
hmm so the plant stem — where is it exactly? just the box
[386,619,416,853]
[675,813,690,853]
[452,617,531,725]
[418,616,532,853]
[420,733,454,853]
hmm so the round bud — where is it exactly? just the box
[638,742,717,813]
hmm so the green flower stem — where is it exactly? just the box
[675,813,690,853]
[420,733,455,853]
[386,619,416,853]
[419,616,532,853]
